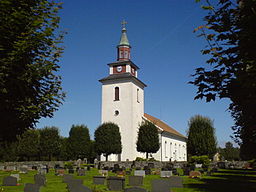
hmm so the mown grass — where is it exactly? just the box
[0,168,255,192]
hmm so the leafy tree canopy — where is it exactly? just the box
[0,0,65,143]
[39,126,61,160]
[191,0,256,160]
[187,115,217,158]
[136,120,160,159]
[68,124,91,159]
[17,129,40,160]
[94,122,122,161]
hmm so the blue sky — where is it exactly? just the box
[38,0,235,147]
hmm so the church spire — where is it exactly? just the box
[117,20,131,61]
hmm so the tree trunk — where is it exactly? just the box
[106,154,108,161]
[146,152,148,159]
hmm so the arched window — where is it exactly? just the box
[115,87,119,101]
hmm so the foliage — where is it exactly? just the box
[218,141,240,161]
[58,136,69,160]
[67,124,91,160]
[17,129,40,160]
[94,122,122,161]
[190,155,210,167]
[191,0,256,160]
[136,121,160,159]
[0,0,65,144]
[187,115,217,158]
[39,126,61,160]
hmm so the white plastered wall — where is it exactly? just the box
[101,78,145,161]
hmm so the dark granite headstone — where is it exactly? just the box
[77,169,86,176]
[128,176,143,186]
[87,166,90,171]
[125,187,147,192]
[68,169,75,174]
[67,179,83,191]
[169,176,183,188]
[3,176,17,186]
[151,179,171,192]
[148,162,154,169]
[34,174,46,186]
[107,176,125,191]
[93,176,106,185]
[24,183,41,192]
[144,166,151,175]
[69,184,92,192]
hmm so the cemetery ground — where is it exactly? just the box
[0,167,255,192]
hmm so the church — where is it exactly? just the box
[99,22,187,162]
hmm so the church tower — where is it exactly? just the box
[99,21,146,161]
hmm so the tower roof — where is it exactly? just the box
[118,20,130,47]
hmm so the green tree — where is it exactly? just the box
[68,124,91,160]
[136,121,160,159]
[219,141,240,161]
[191,0,256,160]
[187,115,217,158]
[59,137,69,160]
[17,129,40,161]
[0,0,65,144]
[39,126,61,160]
[94,122,122,161]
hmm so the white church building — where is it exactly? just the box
[99,22,187,162]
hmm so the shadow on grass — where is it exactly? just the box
[185,169,256,192]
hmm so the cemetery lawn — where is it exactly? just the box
[0,168,256,192]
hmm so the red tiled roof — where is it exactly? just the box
[144,113,186,138]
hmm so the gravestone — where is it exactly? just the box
[87,165,91,171]
[172,168,178,175]
[125,187,147,192]
[63,174,73,183]
[32,166,38,170]
[189,171,202,178]
[148,162,155,169]
[107,176,125,191]
[151,179,171,192]
[160,171,172,178]
[134,170,145,177]
[128,176,143,186]
[67,179,83,191]
[99,170,108,176]
[3,176,17,186]
[68,169,75,174]
[143,166,151,175]
[169,176,183,188]
[20,165,28,173]
[93,176,106,185]
[69,184,92,192]
[24,183,41,192]
[6,166,16,171]
[10,174,20,181]
[55,168,65,176]
[38,168,47,175]
[77,169,86,176]
[183,167,190,176]
[34,174,46,186]
[0,165,4,170]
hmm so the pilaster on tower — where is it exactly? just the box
[117,20,131,61]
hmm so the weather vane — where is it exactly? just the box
[121,20,127,28]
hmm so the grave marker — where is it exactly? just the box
[24,183,41,192]
[134,170,145,177]
[128,176,143,186]
[125,187,147,192]
[3,176,17,186]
